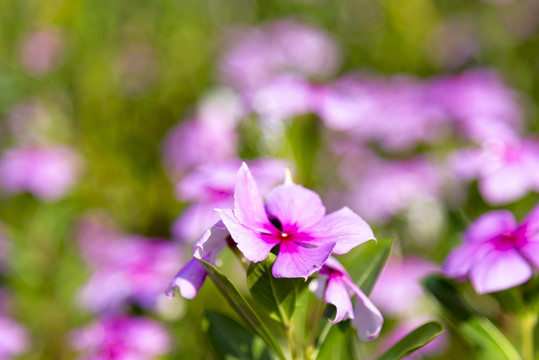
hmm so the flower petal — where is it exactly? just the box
[470,249,532,294]
[464,210,517,244]
[350,284,383,341]
[167,258,207,300]
[192,221,229,260]
[325,275,354,323]
[443,242,494,278]
[233,162,271,233]
[479,166,531,205]
[218,209,279,262]
[265,182,326,232]
[519,241,539,268]
[272,241,334,278]
[305,207,375,255]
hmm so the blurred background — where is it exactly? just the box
[1,0,539,358]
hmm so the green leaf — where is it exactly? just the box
[424,275,522,360]
[346,238,393,295]
[315,321,355,360]
[198,259,286,360]
[206,311,273,360]
[247,253,310,324]
[377,321,445,360]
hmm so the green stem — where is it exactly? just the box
[521,312,537,360]
[285,322,299,360]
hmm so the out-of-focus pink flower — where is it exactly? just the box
[218,163,374,278]
[167,222,228,299]
[316,75,447,152]
[19,28,64,76]
[312,257,383,341]
[246,75,314,122]
[431,69,523,142]
[0,316,29,359]
[378,317,447,359]
[116,43,159,96]
[162,118,237,177]
[0,145,82,201]
[77,217,183,312]
[172,158,288,243]
[220,20,340,90]
[450,139,539,205]
[71,315,170,359]
[349,158,442,224]
[5,100,51,143]
[444,207,539,294]
[370,257,438,317]
[162,89,242,177]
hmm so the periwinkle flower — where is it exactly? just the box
[444,206,539,294]
[313,257,383,341]
[0,145,82,201]
[77,217,182,312]
[370,256,438,317]
[19,28,63,76]
[218,163,375,278]
[0,316,29,359]
[220,20,340,90]
[431,69,522,142]
[246,75,314,123]
[316,75,447,152]
[71,315,170,359]
[450,139,539,205]
[350,158,441,224]
[162,118,237,178]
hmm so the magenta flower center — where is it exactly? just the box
[492,226,526,250]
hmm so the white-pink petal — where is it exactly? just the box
[306,207,375,255]
[272,241,334,279]
[325,275,354,323]
[233,163,271,233]
[218,209,279,263]
[265,182,326,232]
[464,210,517,243]
[470,249,532,294]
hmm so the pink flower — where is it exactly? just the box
[19,28,64,76]
[450,139,539,205]
[313,257,383,341]
[349,158,441,224]
[430,69,522,142]
[316,75,447,152]
[444,207,539,294]
[0,145,82,201]
[0,316,29,359]
[172,158,288,243]
[220,20,340,90]
[77,217,182,312]
[218,163,374,278]
[246,75,314,122]
[370,257,438,317]
[162,118,237,177]
[71,315,170,359]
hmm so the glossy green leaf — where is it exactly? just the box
[315,321,355,360]
[198,259,286,360]
[424,275,522,360]
[377,321,444,360]
[206,311,273,360]
[347,238,393,295]
[247,253,310,324]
